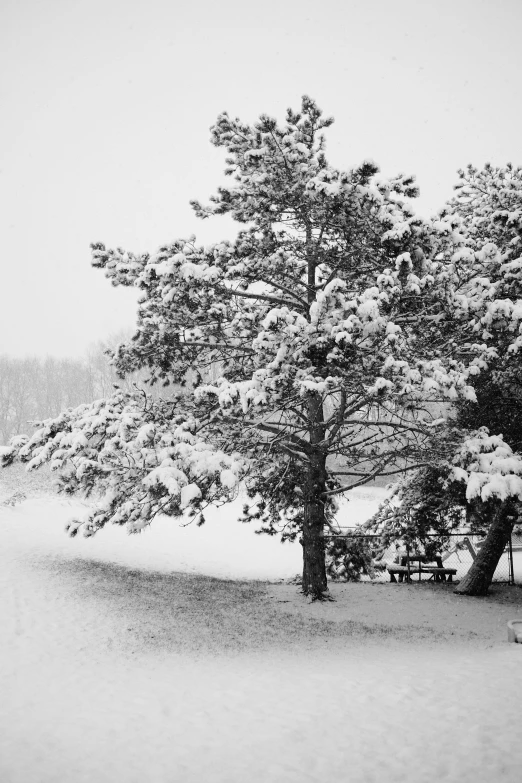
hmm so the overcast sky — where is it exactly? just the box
[1,0,521,358]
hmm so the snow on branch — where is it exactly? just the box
[450,429,522,502]
[3,391,247,537]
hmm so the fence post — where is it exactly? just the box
[508,533,515,586]
[406,542,411,583]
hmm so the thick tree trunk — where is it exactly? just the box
[454,502,513,596]
[301,451,329,600]
[300,237,329,600]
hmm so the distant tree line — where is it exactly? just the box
[0,333,171,445]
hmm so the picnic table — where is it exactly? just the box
[387,554,457,584]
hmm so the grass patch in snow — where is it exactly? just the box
[20,554,430,658]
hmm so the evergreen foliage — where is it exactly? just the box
[2,101,522,597]
[370,164,522,581]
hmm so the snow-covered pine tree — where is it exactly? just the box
[0,97,477,599]
[445,164,522,594]
[368,163,522,595]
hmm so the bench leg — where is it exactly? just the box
[447,574,453,582]
[389,572,397,583]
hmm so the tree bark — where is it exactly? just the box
[454,501,514,596]
[300,232,330,600]
[301,450,329,599]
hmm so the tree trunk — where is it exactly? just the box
[454,501,514,596]
[301,235,329,600]
[301,451,329,600]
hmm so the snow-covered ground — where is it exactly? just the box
[0,486,388,581]
[2,490,522,783]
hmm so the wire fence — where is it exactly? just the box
[325,531,522,585]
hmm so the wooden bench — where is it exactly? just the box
[388,554,434,583]
[419,566,457,583]
[387,564,414,583]
[386,563,458,583]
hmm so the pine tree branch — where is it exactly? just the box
[215,285,300,310]
[322,463,389,496]
[180,340,255,354]
[330,463,431,477]
[324,389,346,445]
[256,277,309,308]
[341,419,429,437]
[252,422,312,452]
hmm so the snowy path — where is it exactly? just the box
[2,496,522,783]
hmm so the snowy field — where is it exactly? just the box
[2,486,522,783]
[0,485,388,581]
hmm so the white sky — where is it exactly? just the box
[1,0,521,358]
